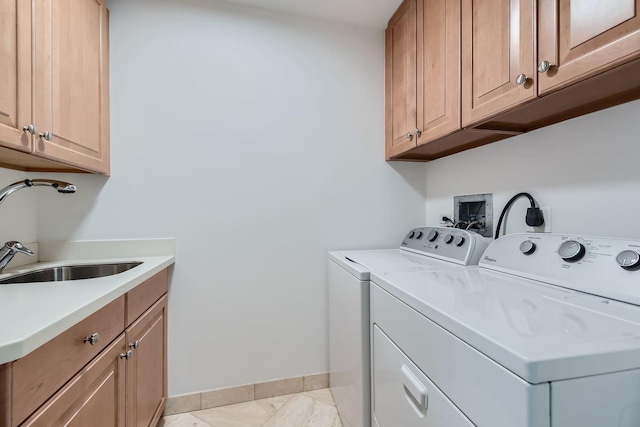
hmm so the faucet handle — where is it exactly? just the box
[4,241,34,256]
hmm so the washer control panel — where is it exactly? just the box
[480,233,640,305]
[400,227,491,266]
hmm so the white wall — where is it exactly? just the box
[425,99,640,239]
[0,168,37,245]
[35,0,426,395]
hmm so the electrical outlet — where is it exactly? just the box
[532,207,551,233]
[439,213,452,226]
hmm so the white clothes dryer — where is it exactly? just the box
[370,233,640,427]
[328,227,491,427]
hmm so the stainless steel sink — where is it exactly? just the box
[0,262,143,284]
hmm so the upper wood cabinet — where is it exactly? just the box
[386,0,417,158]
[461,0,536,126]
[0,0,32,153]
[416,0,461,144]
[537,0,640,94]
[0,0,110,174]
[388,0,495,161]
[387,0,640,160]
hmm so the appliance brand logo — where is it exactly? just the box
[484,256,497,263]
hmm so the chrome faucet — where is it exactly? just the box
[0,178,76,272]
[0,179,77,205]
[0,241,34,273]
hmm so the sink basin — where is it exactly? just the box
[0,262,143,284]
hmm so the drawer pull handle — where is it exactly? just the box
[129,340,140,349]
[401,364,428,410]
[120,350,132,360]
[83,333,100,346]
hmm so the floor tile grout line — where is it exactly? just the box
[162,389,338,426]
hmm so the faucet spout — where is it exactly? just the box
[0,241,34,273]
[0,179,77,205]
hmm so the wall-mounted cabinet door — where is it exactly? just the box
[33,0,110,174]
[0,0,32,153]
[461,0,536,126]
[538,0,640,95]
[386,0,418,159]
[415,0,461,145]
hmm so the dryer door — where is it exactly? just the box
[372,325,474,427]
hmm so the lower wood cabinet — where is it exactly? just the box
[21,336,127,427]
[0,269,169,426]
[126,296,167,427]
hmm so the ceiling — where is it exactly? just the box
[220,0,404,29]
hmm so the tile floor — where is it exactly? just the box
[159,388,343,427]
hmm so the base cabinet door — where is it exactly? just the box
[125,296,168,427]
[538,0,640,94]
[21,336,126,427]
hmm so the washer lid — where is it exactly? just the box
[371,268,640,384]
[329,249,465,280]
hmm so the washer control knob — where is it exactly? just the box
[416,231,423,239]
[519,240,536,255]
[408,231,415,239]
[558,240,586,262]
[427,230,438,242]
[616,250,640,270]
[454,236,465,247]
[444,234,454,244]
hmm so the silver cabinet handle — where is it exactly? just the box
[406,132,413,139]
[83,333,100,346]
[515,74,528,85]
[22,125,37,135]
[120,350,132,360]
[39,131,51,141]
[129,340,140,349]
[538,60,552,73]
[414,128,422,137]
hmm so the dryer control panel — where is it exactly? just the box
[480,233,640,306]
[400,227,492,266]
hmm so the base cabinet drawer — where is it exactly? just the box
[372,325,474,427]
[12,296,125,426]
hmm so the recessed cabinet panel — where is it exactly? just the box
[462,0,536,126]
[472,0,510,97]
[538,0,640,94]
[386,0,417,158]
[416,0,460,144]
[34,0,110,174]
[0,0,32,152]
[53,0,102,151]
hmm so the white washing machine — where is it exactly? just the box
[371,233,640,427]
[328,226,491,427]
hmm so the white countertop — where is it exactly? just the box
[0,239,175,365]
